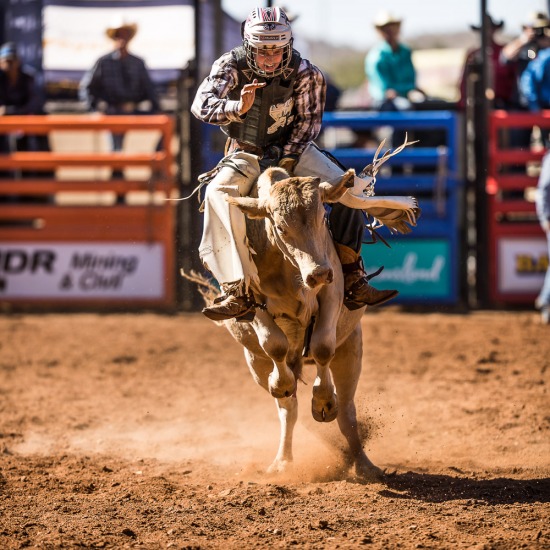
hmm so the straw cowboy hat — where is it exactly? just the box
[106,18,138,40]
[524,11,550,30]
[373,11,402,28]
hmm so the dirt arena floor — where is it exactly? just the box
[0,308,548,549]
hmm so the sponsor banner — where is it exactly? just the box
[363,239,450,298]
[498,238,548,294]
[0,243,165,299]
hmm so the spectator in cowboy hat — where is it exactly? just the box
[458,14,517,110]
[365,11,425,112]
[79,18,160,152]
[364,11,425,161]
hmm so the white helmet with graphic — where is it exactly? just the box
[242,7,293,78]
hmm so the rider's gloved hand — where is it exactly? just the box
[278,155,299,176]
[237,79,266,116]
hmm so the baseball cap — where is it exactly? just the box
[0,42,18,60]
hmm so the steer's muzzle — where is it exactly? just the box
[306,266,333,288]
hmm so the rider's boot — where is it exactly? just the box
[335,243,398,310]
[202,280,256,322]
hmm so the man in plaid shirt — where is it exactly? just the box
[192,6,399,321]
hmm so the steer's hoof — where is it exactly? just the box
[311,397,338,422]
[355,456,385,483]
[268,382,296,399]
[268,372,296,399]
[267,458,292,475]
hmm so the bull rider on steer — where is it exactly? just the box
[191,6,417,321]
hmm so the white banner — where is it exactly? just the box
[498,238,548,294]
[43,5,194,72]
[0,243,165,299]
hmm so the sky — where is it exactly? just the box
[221,0,550,50]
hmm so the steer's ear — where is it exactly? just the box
[226,196,268,219]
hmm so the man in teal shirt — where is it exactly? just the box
[365,11,423,110]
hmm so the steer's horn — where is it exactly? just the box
[359,133,419,179]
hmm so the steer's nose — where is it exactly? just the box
[306,266,333,288]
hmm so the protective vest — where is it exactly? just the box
[222,46,302,148]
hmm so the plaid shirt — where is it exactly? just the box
[79,51,159,112]
[191,51,326,157]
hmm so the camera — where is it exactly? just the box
[533,25,548,38]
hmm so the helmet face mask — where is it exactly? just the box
[245,43,292,79]
[242,7,293,78]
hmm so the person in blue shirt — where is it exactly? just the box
[519,33,550,112]
[501,11,550,110]
[365,11,425,111]
[519,34,550,154]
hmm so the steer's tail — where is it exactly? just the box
[180,269,218,308]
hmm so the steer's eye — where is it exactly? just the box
[276,224,287,236]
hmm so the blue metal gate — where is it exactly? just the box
[321,111,463,306]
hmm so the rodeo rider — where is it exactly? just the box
[191,6,402,321]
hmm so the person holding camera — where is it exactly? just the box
[518,26,550,113]
[501,11,550,110]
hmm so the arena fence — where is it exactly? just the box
[486,110,549,306]
[0,114,178,310]
[321,111,463,306]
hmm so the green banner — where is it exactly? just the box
[362,239,450,298]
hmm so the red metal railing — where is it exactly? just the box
[0,114,179,310]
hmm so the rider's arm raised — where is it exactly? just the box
[191,52,244,125]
